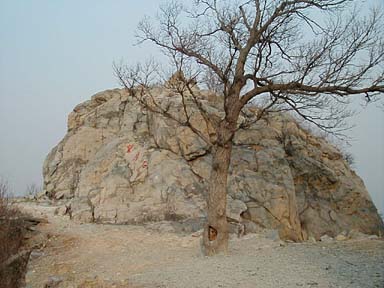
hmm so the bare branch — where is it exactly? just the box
[123,0,384,138]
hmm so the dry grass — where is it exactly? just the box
[0,178,29,288]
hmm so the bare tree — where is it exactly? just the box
[25,183,41,199]
[115,0,384,255]
[0,177,10,218]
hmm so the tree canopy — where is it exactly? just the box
[115,0,384,255]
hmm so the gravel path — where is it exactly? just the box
[17,201,384,288]
[130,238,384,288]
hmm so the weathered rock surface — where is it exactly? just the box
[43,87,384,240]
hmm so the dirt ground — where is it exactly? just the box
[16,201,384,288]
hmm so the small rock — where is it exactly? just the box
[30,250,44,259]
[335,234,348,241]
[348,230,371,240]
[44,276,64,288]
[368,234,379,240]
[308,236,317,243]
[320,234,334,243]
[329,210,337,221]
[25,195,35,201]
[36,190,48,199]
[191,229,203,237]
[54,205,68,216]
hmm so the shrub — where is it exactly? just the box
[25,183,41,199]
[343,151,355,166]
[0,178,29,288]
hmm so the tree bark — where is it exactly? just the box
[202,141,233,255]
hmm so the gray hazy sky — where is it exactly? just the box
[0,1,383,214]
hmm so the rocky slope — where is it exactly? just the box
[43,86,384,240]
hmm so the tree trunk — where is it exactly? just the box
[202,142,232,255]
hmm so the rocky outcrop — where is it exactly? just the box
[43,87,384,240]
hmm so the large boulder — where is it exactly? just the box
[43,87,384,240]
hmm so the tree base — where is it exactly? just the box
[202,224,228,256]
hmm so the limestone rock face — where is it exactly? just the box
[43,88,384,240]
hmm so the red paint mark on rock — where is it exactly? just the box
[133,152,140,162]
[127,144,134,153]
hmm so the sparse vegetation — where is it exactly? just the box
[0,177,30,288]
[342,151,355,166]
[25,182,41,199]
